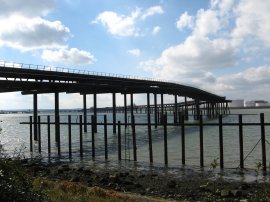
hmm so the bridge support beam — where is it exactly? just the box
[33,93,38,141]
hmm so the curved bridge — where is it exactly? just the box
[0,61,226,102]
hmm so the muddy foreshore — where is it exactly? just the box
[21,159,270,201]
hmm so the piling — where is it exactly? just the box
[93,93,97,133]
[79,115,83,157]
[239,114,244,169]
[199,115,204,167]
[154,93,158,128]
[131,115,137,161]
[83,94,87,132]
[181,115,185,165]
[174,94,178,124]
[104,115,108,160]
[148,113,153,163]
[112,93,116,134]
[161,94,164,124]
[47,116,51,154]
[68,115,72,157]
[124,93,127,128]
[29,116,33,152]
[163,115,168,165]
[91,115,95,160]
[219,115,224,169]
[260,113,267,171]
[118,121,121,161]
[38,116,41,153]
[33,93,38,141]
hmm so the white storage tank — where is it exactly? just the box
[245,101,255,107]
[230,100,244,108]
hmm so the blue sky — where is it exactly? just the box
[0,0,270,109]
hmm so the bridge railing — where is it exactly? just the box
[0,60,166,83]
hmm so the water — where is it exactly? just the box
[1,108,270,171]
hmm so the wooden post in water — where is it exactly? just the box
[33,93,38,141]
[47,116,51,154]
[131,115,137,161]
[118,121,121,161]
[91,115,95,160]
[147,93,153,163]
[83,94,87,133]
[163,115,168,165]
[93,93,97,133]
[260,113,267,171]
[112,93,116,134]
[199,115,204,167]
[184,96,188,120]
[239,114,244,169]
[130,93,134,118]
[38,116,41,153]
[161,94,164,124]
[124,93,127,128]
[79,115,83,157]
[174,94,178,124]
[181,115,185,165]
[55,92,60,142]
[29,116,33,152]
[148,113,153,163]
[68,115,72,158]
[219,115,224,169]
[104,115,108,160]
[154,93,158,128]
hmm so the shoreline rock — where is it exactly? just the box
[21,160,270,201]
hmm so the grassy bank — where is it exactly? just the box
[34,177,167,202]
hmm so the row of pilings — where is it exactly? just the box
[26,112,270,172]
[32,92,230,142]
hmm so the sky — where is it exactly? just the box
[0,0,270,109]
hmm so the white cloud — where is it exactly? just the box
[94,10,139,37]
[42,48,96,65]
[176,12,194,30]
[94,6,164,37]
[211,0,235,15]
[152,26,161,35]
[128,48,141,57]
[214,65,270,100]
[232,0,270,47]
[194,9,221,36]
[0,16,70,51]
[141,6,164,20]
[0,0,54,17]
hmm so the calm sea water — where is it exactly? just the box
[1,108,270,170]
